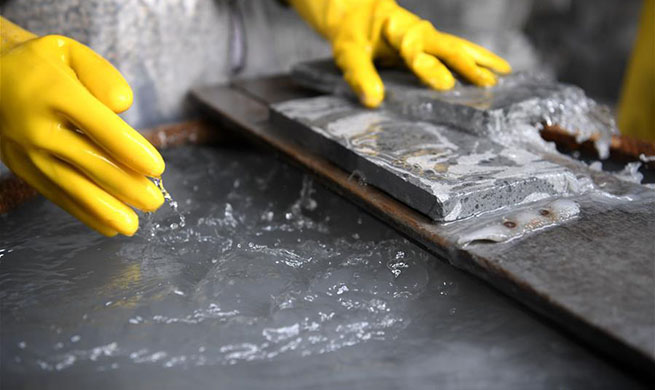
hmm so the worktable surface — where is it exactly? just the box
[0,144,647,389]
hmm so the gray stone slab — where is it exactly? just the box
[271,96,581,221]
[291,59,616,158]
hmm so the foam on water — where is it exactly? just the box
[613,162,644,184]
[0,146,641,388]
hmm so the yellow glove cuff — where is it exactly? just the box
[1,16,37,54]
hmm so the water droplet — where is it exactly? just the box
[261,211,274,222]
[386,257,409,278]
[152,177,185,230]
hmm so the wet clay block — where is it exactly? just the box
[270,96,581,221]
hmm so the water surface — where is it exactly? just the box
[0,146,642,389]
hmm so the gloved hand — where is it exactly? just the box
[0,17,165,237]
[618,0,654,141]
[289,0,512,108]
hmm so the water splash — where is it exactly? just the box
[639,154,655,163]
[386,251,409,278]
[152,177,186,229]
[279,176,325,232]
[613,162,644,185]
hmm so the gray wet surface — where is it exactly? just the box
[0,146,645,389]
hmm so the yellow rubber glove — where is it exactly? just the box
[617,0,654,142]
[0,17,165,236]
[290,0,512,108]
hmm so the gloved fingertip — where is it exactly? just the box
[100,229,119,237]
[122,229,137,238]
[425,72,456,91]
[139,149,165,178]
[139,181,165,212]
[359,79,385,108]
[411,54,456,91]
[120,138,165,178]
[360,90,384,108]
[108,209,139,237]
[149,156,166,178]
[108,84,133,113]
[120,217,139,237]
[90,222,119,237]
[495,59,512,75]
[474,68,497,87]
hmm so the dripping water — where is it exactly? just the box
[153,177,186,229]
